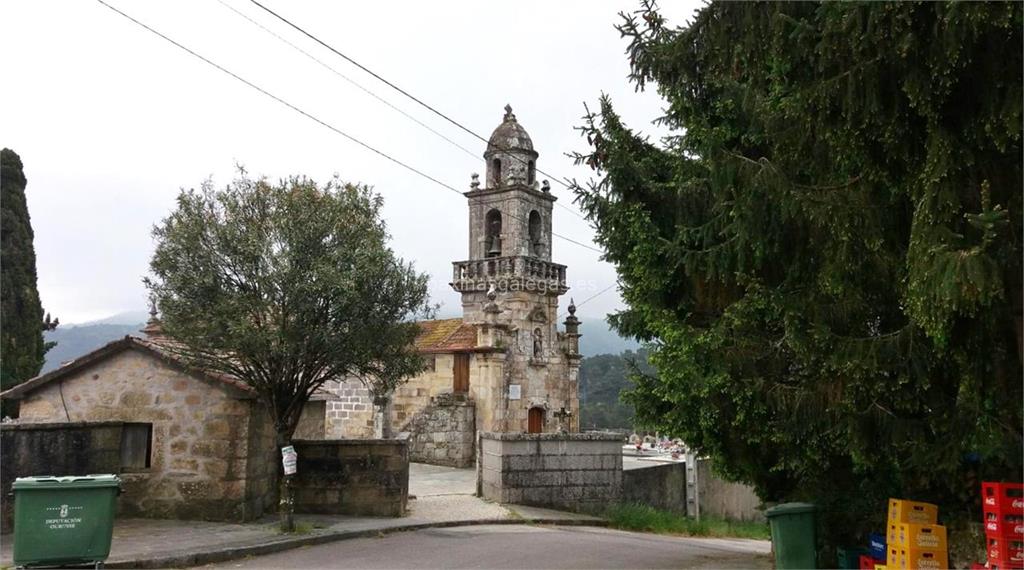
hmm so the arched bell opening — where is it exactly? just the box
[528,210,543,257]
[485,209,502,258]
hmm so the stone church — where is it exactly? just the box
[310,106,582,465]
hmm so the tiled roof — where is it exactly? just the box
[0,336,256,400]
[414,318,478,353]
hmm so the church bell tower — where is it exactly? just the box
[450,105,580,433]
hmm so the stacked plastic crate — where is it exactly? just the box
[983,482,1024,569]
[886,498,948,570]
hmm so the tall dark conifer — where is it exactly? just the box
[1,148,55,416]
[572,1,1021,558]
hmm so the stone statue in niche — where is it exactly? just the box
[533,328,543,358]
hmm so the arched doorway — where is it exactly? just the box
[528,407,545,434]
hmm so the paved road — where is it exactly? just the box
[408,462,477,497]
[206,524,771,569]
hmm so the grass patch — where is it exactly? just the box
[606,503,770,540]
[277,521,320,535]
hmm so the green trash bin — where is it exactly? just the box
[12,474,120,568]
[766,502,817,570]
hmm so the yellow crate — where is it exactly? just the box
[888,498,938,524]
[895,547,947,570]
[888,523,947,550]
[886,546,900,569]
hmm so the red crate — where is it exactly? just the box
[860,554,877,569]
[984,482,1024,516]
[987,535,1024,567]
[986,510,1024,538]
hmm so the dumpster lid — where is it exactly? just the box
[766,502,817,517]
[12,474,120,489]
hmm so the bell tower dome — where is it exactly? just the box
[485,105,538,189]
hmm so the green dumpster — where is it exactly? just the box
[766,502,817,569]
[12,474,120,568]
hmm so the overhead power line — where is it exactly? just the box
[214,0,480,162]
[94,0,604,255]
[245,0,588,220]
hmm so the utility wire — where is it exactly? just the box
[246,0,588,220]
[558,282,617,319]
[215,0,480,162]
[94,0,603,255]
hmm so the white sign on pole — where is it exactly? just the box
[508,384,521,400]
[281,445,298,475]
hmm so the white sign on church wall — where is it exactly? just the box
[508,385,521,400]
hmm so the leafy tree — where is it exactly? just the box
[572,1,1021,555]
[1,148,58,417]
[146,171,432,531]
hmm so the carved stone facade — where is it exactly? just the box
[315,107,581,459]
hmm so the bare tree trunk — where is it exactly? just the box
[276,431,295,532]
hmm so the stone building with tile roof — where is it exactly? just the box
[0,315,279,522]
[315,107,582,465]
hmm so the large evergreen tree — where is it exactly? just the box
[1,148,56,417]
[572,1,1021,556]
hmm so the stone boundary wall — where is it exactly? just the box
[479,432,624,514]
[623,462,687,514]
[697,458,764,522]
[401,393,475,468]
[292,439,408,517]
[1,422,124,534]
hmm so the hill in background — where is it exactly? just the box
[42,310,638,373]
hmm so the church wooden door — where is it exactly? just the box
[528,407,545,433]
[453,353,470,393]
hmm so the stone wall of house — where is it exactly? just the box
[244,404,279,519]
[623,462,688,514]
[0,422,124,534]
[400,392,475,468]
[479,431,623,514]
[323,351,507,441]
[321,378,375,439]
[15,348,275,522]
[292,439,408,517]
[294,400,326,439]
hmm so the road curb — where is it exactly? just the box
[103,517,609,569]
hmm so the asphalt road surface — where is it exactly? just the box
[206,524,772,569]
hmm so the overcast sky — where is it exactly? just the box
[2,0,699,325]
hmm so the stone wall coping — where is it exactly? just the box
[479,431,624,442]
[1,421,126,431]
[292,438,408,447]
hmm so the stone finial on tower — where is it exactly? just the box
[470,173,480,189]
[563,298,581,356]
[141,296,164,338]
[541,180,551,193]
[503,104,515,122]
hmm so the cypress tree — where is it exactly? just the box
[1,148,56,417]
